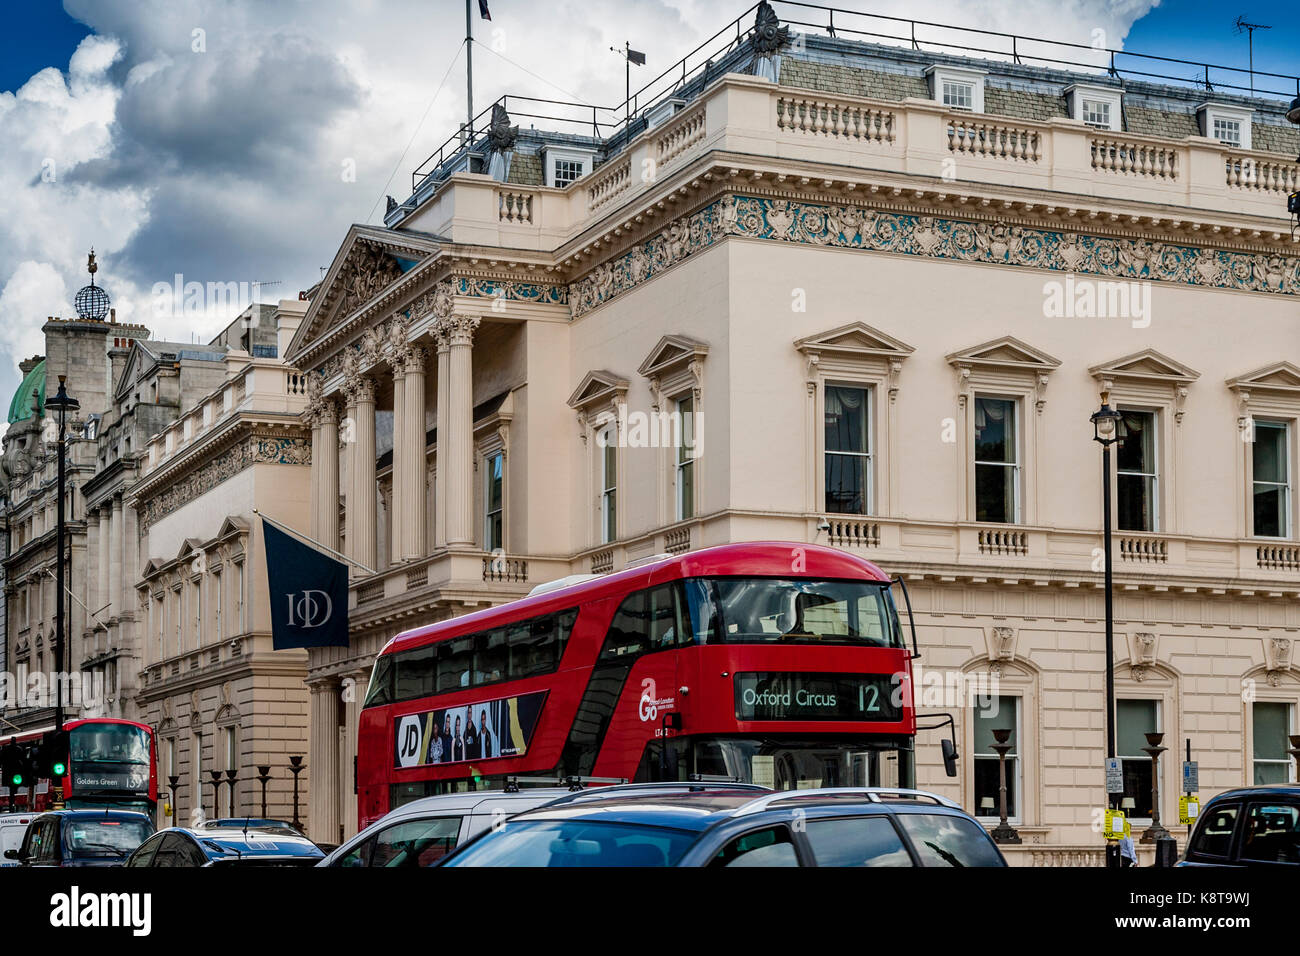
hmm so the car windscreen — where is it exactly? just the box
[64,818,153,859]
[895,813,1005,867]
[442,820,696,867]
[704,578,901,646]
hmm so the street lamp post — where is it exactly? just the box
[167,775,180,828]
[209,769,223,820]
[1140,732,1171,843]
[288,756,305,833]
[989,728,1022,844]
[45,377,79,732]
[257,765,272,819]
[1091,391,1126,869]
[225,767,239,817]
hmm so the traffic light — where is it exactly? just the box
[0,741,32,790]
[40,730,70,779]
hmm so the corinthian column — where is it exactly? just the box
[318,399,340,551]
[443,315,480,547]
[97,504,110,621]
[434,327,450,549]
[109,496,123,619]
[308,681,340,844]
[389,363,406,564]
[345,376,377,571]
[402,347,428,560]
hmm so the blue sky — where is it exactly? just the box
[0,0,1296,429]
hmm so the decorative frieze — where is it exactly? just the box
[571,194,1300,316]
[139,436,311,532]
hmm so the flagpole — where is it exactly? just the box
[625,41,631,139]
[465,0,474,141]
[252,509,376,575]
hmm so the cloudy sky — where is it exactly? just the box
[1,0,1295,425]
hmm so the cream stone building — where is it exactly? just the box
[132,302,313,825]
[287,5,1300,858]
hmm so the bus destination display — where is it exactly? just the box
[734,673,901,722]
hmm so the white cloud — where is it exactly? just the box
[0,0,1160,410]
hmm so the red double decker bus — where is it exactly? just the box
[357,542,920,829]
[2,718,158,819]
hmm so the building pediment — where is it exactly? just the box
[946,336,1061,372]
[1227,361,1300,395]
[637,335,709,380]
[567,370,629,411]
[217,515,249,540]
[794,322,915,360]
[1090,348,1199,386]
[286,224,445,363]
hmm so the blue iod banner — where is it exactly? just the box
[262,520,350,649]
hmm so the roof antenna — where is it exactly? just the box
[1233,16,1271,96]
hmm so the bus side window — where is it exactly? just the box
[511,617,555,679]
[647,585,686,649]
[602,591,650,661]
[476,629,508,684]
[437,637,474,692]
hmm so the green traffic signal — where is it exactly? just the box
[9,773,22,787]
[51,762,66,777]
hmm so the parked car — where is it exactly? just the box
[1180,784,1300,867]
[318,787,608,867]
[5,809,154,867]
[0,813,36,867]
[207,818,306,837]
[438,784,1008,867]
[124,824,324,867]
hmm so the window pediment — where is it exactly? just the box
[797,322,914,401]
[946,336,1061,373]
[175,538,204,564]
[1227,361,1300,397]
[947,336,1060,413]
[1091,348,1200,422]
[567,370,629,413]
[1090,349,1199,387]
[637,335,709,381]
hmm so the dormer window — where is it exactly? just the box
[1198,103,1253,150]
[926,65,986,113]
[942,80,973,110]
[542,146,597,189]
[1065,85,1122,132]
[1213,117,1241,146]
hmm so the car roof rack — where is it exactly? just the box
[536,780,770,807]
[733,787,962,817]
[503,774,628,793]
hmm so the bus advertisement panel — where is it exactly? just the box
[395,691,548,768]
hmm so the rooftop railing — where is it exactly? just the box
[405,2,1300,203]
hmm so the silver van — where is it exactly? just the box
[317,789,576,867]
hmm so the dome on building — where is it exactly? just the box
[74,248,111,320]
[7,358,45,424]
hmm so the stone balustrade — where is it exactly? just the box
[401,74,1295,250]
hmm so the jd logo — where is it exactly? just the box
[639,678,658,722]
[286,590,333,628]
[396,716,423,767]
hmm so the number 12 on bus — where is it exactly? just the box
[357,542,918,828]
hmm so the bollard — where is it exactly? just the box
[1153,836,1178,867]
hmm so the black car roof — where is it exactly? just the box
[1201,784,1300,804]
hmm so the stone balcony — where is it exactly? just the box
[402,74,1298,251]
[141,355,308,477]
[347,547,572,631]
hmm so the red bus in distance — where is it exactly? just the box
[1,718,158,820]
[357,542,917,829]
